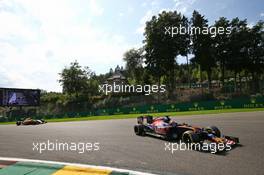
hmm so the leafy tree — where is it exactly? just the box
[214,17,231,88]
[58,60,93,96]
[191,10,216,90]
[144,11,190,95]
[247,21,264,92]
[123,48,144,84]
[226,18,250,92]
[109,68,114,75]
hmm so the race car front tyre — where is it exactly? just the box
[134,125,145,136]
[182,130,200,143]
[165,128,179,141]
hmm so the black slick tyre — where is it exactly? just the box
[182,130,200,143]
[134,125,145,136]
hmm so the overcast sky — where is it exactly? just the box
[0,0,263,92]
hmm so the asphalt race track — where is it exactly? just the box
[0,111,264,175]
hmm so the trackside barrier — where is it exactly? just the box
[1,97,263,121]
[41,97,264,119]
[96,97,264,115]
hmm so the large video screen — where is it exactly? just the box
[0,88,40,106]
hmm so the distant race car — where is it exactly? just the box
[134,115,239,152]
[16,118,47,126]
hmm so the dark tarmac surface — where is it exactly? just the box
[0,111,264,175]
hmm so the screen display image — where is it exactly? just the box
[7,90,39,106]
[0,88,40,107]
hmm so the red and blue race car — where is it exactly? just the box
[134,115,239,152]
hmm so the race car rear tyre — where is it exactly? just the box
[134,125,145,136]
[205,126,221,137]
[182,130,200,143]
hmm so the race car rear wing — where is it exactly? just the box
[137,115,154,124]
[137,116,143,124]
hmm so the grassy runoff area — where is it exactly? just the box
[0,108,264,125]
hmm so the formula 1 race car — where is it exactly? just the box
[16,118,47,126]
[134,116,239,151]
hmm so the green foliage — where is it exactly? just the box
[58,60,97,96]
[214,17,231,84]
[123,48,144,84]
[144,11,190,94]
[15,10,263,117]
[191,10,216,89]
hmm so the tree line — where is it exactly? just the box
[125,10,263,95]
[41,10,263,113]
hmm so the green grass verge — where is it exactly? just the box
[1,108,264,125]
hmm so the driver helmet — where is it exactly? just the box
[164,116,171,123]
